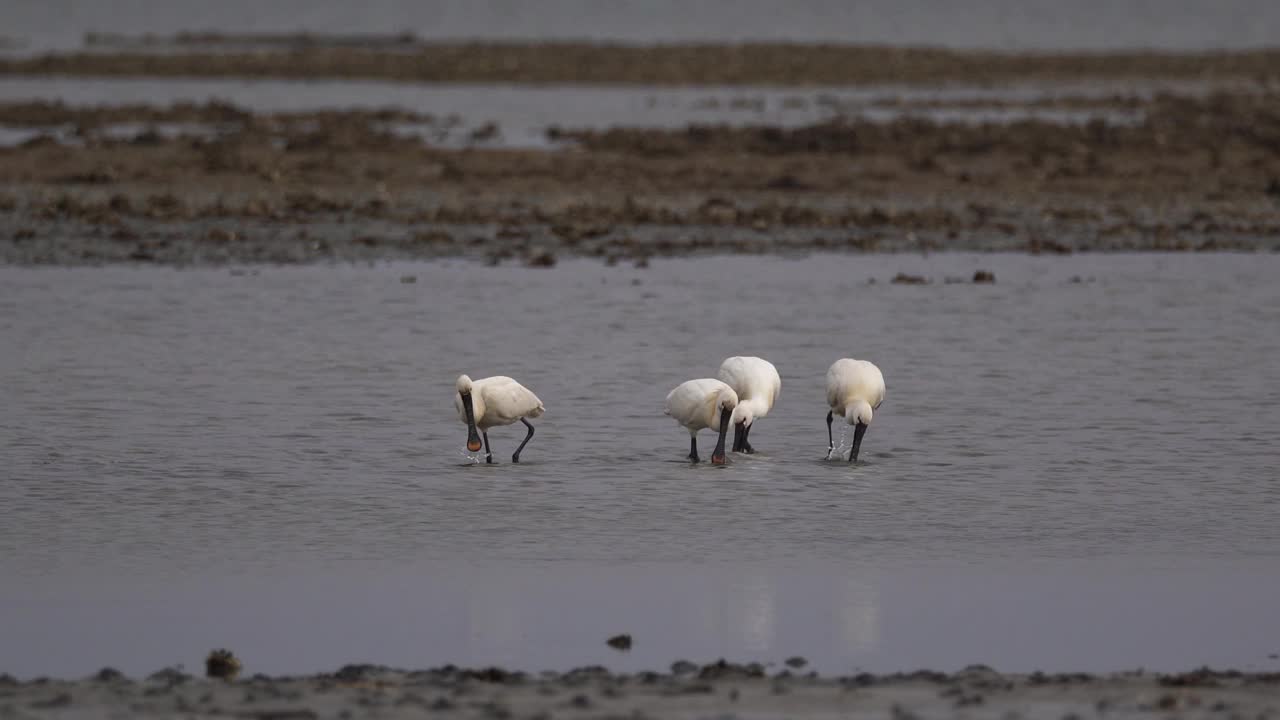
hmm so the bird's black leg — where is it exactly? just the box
[850,422,868,463]
[742,423,755,454]
[483,431,493,464]
[688,436,699,463]
[826,411,834,458]
[512,418,535,463]
[732,423,744,453]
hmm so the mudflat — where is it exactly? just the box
[6,40,1280,85]
[4,663,1278,719]
[1,43,1279,265]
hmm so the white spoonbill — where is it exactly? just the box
[664,379,738,465]
[825,359,886,463]
[717,356,781,454]
[454,374,545,464]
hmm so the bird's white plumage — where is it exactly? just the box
[664,378,738,435]
[826,359,885,424]
[454,375,545,430]
[717,356,780,427]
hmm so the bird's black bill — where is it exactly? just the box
[849,422,868,463]
[462,393,482,452]
[732,421,747,452]
[711,410,730,465]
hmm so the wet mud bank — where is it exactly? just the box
[2,88,1279,265]
[5,40,1280,86]
[2,662,1278,719]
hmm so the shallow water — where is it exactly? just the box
[0,76,1164,151]
[2,253,1279,677]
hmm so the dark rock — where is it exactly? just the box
[332,664,386,683]
[891,272,928,285]
[606,634,633,651]
[94,667,126,682]
[206,649,242,680]
[973,270,996,283]
[1159,667,1222,687]
[784,656,808,669]
[698,659,765,680]
[463,667,523,684]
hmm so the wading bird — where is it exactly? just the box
[825,359,885,463]
[454,374,545,463]
[664,379,738,465]
[717,356,781,454]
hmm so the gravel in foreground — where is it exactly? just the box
[2,663,1279,719]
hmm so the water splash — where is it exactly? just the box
[457,449,484,465]
[827,425,850,460]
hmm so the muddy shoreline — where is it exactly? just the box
[2,80,1279,265]
[3,662,1278,719]
[5,41,1280,86]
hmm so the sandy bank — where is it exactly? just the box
[3,663,1278,719]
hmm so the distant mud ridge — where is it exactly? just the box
[2,88,1279,265]
[5,40,1280,85]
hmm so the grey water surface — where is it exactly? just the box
[0,76,1167,152]
[2,253,1279,678]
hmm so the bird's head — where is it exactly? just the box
[845,399,873,426]
[455,374,474,394]
[717,388,739,415]
[845,399,873,463]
